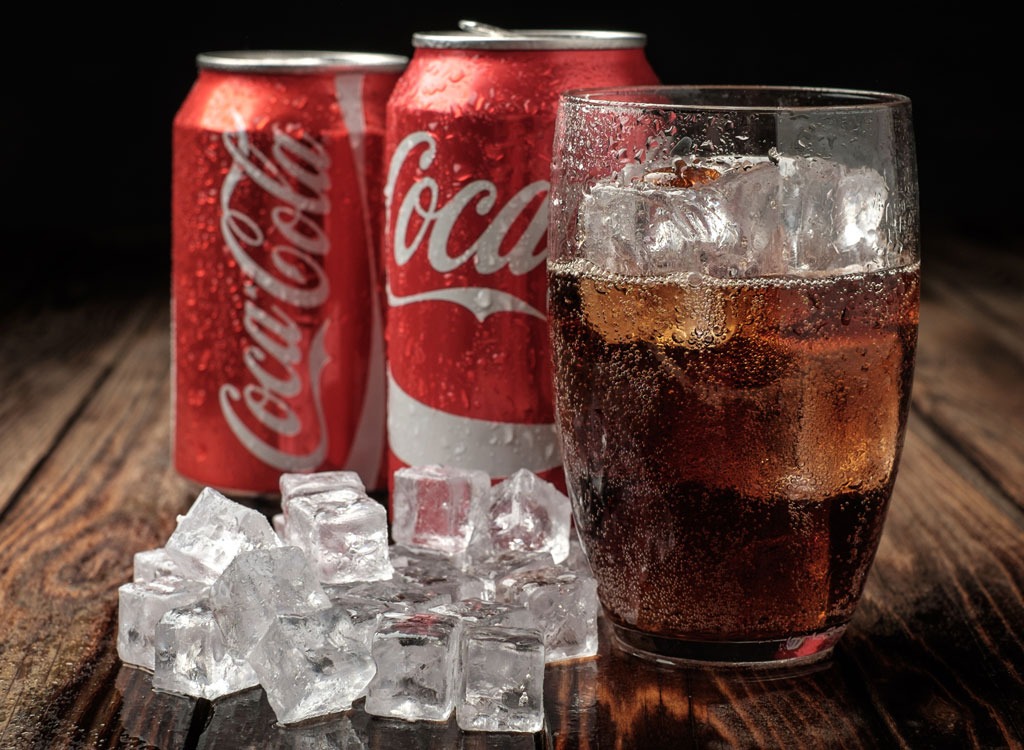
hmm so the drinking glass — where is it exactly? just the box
[547,86,920,666]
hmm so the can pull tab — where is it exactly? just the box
[458,19,514,36]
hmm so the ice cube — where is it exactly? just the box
[832,166,890,270]
[462,549,555,601]
[283,491,393,584]
[466,469,571,566]
[336,579,452,614]
[456,625,545,733]
[387,543,448,568]
[210,546,331,657]
[117,576,207,670]
[363,612,462,722]
[271,513,286,541]
[248,608,376,725]
[390,464,490,556]
[429,598,539,685]
[153,598,259,700]
[392,545,488,602]
[164,487,282,582]
[321,591,392,652]
[430,598,539,632]
[577,180,735,276]
[498,567,599,664]
[279,470,366,503]
[578,156,891,280]
[133,548,187,583]
[716,156,888,275]
[281,490,357,541]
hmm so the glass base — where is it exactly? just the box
[610,621,847,669]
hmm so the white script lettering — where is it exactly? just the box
[384,131,549,319]
[217,116,332,470]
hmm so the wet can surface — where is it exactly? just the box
[382,27,660,493]
[172,50,407,496]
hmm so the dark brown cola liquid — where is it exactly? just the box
[548,259,920,641]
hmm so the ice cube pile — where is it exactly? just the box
[117,466,597,734]
[577,154,894,278]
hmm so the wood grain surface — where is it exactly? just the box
[1,228,1021,749]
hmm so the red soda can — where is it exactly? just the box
[383,24,659,493]
[172,50,407,496]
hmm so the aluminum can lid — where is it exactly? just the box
[412,21,646,50]
[196,50,408,73]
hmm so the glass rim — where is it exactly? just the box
[559,84,912,112]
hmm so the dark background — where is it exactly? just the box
[4,9,1010,310]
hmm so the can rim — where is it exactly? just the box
[196,50,409,73]
[412,28,647,50]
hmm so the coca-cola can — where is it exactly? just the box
[383,25,659,494]
[172,50,407,497]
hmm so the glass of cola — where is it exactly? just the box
[547,86,920,667]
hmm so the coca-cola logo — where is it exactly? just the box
[382,129,561,476]
[384,131,548,321]
[216,114,331,471]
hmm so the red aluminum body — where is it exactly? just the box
[172,51,406,496]
[383,29,659,493]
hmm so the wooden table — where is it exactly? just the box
[1,225,1021,749]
